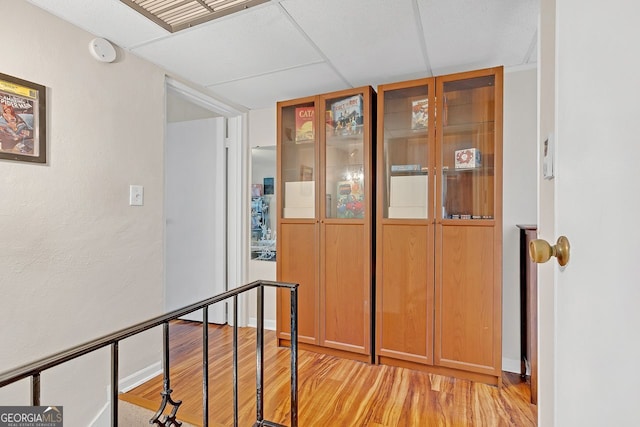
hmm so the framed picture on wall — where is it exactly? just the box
[263,177,274,195]
[0,72,46,164]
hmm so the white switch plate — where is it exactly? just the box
[129,185,144,206]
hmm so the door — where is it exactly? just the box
[165,117,226,323]
[539,1,640,425]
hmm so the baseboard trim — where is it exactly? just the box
[119,361,162,393]
[91,362,162,427]
[88,402,110,427]
[247,317,276,331]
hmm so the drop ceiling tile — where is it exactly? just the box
[281,0,429,85]
[208,63,348,110]
[26,0,167,47]
[131,3,324,86]
[418,0,538,75]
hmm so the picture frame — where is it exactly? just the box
[263,177,274,195]
[0,72,47,163]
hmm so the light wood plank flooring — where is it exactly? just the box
[122,320,536,426]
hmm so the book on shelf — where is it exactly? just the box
[391,164,420,173]
[336,179,365,219]
[295,106,314,143]
[411,98,428,130]
[390,164,427,175]
[330,94,363,137]
[454,148,482,169]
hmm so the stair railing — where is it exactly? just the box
[0,279,299,427]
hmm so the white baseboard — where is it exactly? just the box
[247,317,276,331]
[119,361,162,392]
[89,402,110,427]
[91,362,162,427]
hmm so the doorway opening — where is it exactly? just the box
[164,77,248,325]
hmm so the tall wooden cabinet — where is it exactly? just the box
[276,87,375,362]
[375,67,503,385]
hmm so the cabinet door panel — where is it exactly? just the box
[322,223,369,353]
[435,224,499,374]
[277,223,318,344]
[377,224,433,364]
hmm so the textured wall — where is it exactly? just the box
[0,1,165,425]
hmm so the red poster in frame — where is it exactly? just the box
[0,72,46,163]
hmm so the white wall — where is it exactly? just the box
[502,66,538,372]
[537,0,556,423]
[246,71,538,371]
[0,1,165,425]
[165,118,226,323]
[249,107,276,149]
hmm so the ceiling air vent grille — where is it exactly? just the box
[121,0,269,33]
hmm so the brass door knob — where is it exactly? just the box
[529,236,570,266]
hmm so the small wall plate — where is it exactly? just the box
[89,37,116,63]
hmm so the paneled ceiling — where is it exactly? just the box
[26,0,538,111]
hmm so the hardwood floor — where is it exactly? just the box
[122,320,536,426]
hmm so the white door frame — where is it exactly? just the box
[164,77,250,326]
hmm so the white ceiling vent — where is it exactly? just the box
[120,0,269,33]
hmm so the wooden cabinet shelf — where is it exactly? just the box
[383,128,430,139]
[276,68,503,384]
[376,67,503,385]
[276,87,376,362]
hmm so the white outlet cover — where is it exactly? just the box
[129,185,144,206]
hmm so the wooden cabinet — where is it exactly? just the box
[517,224,537,404]
[276,87,375,362]
[376,67,503,385]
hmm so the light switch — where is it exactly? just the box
[129,185,144,206]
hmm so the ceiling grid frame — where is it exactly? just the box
[26,0,539,109]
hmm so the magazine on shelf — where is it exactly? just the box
[411,98,428,129]
[295,106,314,143]
[336,179,365,219]
[330,94,363,137]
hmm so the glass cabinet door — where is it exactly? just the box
[280,101,316,219]
[380,82,432,219]
[440,74,496,220]
[323,93,366,219]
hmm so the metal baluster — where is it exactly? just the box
[150,321,182,426]
[203,308,209,427]
[290,287,298,427]
[233,295,239,427]
[31,373,40,406]
[256,285,264,424]
[111,342,119,427]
